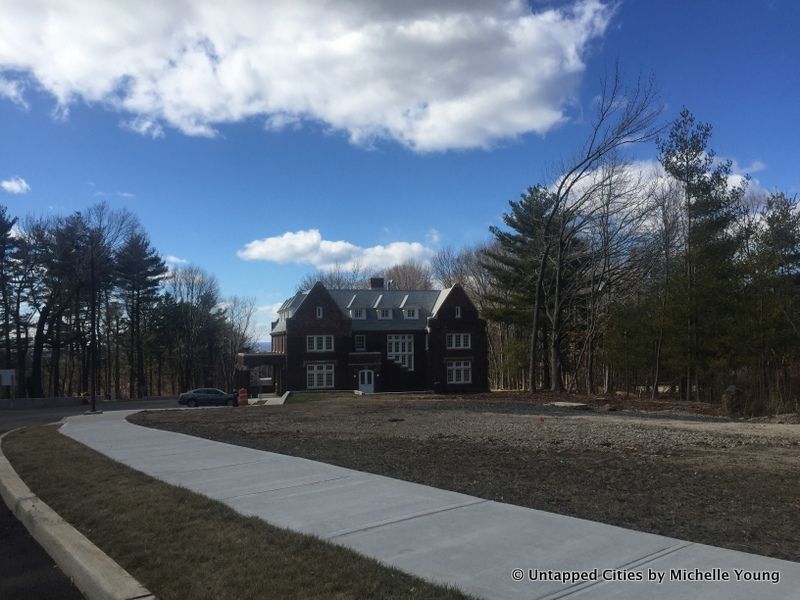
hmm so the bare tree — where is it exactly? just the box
[167,265,222,389]
[529,67,663,391]
[296,262,368,292]
[219,295,256,390]
[383,260,433,289]
[649,176,682,399]
[569,159,658,394]
[432,247,467,288]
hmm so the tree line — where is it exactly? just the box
[439,83,798,415]
[0,203,256,399]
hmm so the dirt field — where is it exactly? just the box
[130,393,800,562]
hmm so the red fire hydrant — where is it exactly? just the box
[238,388,248,406]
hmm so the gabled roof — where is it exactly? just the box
[430,288,452,317]
[271,291,308,333]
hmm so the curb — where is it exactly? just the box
[0,429,156,600]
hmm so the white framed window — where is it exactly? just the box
[378,308,392,320]
[446,333,471,349]
[446,360,472,384]
[455,305,462,318]
[355,335,366,351]
[387,334,414,370]
[307,363,334,389]
[404,308,418,319]
[351,308,366,319]
[316,306,323,319]
[306,335,334,352]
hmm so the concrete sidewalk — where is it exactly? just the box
[61,411,799,600]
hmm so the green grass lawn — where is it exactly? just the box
[3,426,471,600]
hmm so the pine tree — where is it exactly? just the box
[116,232,167,398]
[657,108,747,401]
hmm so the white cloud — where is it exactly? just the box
[0,76,28,109]
[237,229,434,271]
[93,190,136,199]
[728,158,766,175]
[164,254,189,266]
[0,0,612,151]
[1,176,30,194]
[122,116,165,139]
[426,228,441,244]
[256,302,285,321]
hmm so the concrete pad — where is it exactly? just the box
[155,455,356,500]
[226,471,483,537]
[563,543,800,600]
[545,401,591,410]
[335,499,683,600]
[59,411,800,600]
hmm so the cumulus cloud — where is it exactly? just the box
[237,229,434,271]
[1,176,30,194]
[0,0,612,151]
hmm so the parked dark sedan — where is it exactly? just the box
[178,388,236,407]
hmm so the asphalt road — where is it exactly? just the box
[0,398,181,434]
[0,398,179,599]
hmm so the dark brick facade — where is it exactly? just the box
[269,282,488,393]
[426,286,489,393]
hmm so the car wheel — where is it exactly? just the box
[187,399,197,408]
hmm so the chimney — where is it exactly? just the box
[369,277,385,290]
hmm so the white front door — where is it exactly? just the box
[358,369,374,393]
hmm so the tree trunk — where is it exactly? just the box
[114,311,121,401]
[528,239,553,392]
[51,319,61,397]
[549,240,564,392]
[585,337,594,396]
[29,302,52,398]
[135,291,146,398]
[128,301,136,399]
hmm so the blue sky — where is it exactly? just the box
[1,0,798,340]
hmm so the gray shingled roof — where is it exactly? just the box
[271,287,453,333]
[329,289,446,331]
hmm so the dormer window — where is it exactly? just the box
[404,308,418,319]
[351,308,366,320]
[455,306,462,318]
[378,308,392,320]
[316,306,323,319]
